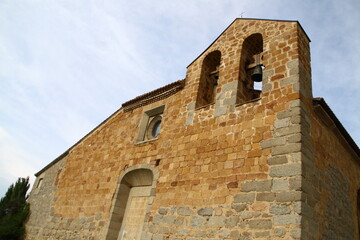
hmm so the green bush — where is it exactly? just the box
[0,177,30,240]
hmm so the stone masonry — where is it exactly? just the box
[25,19,360,240]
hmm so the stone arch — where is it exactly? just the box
[106,165,158,240]
[237,33,264,103]
[196,50,222,108]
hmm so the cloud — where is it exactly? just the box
[0,127,39,197]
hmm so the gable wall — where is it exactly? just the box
[24,19,358,240]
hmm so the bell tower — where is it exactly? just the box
[183,18,313,238]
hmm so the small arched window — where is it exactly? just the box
[238,33,264,103]
[196,50,221,108]
[106,169,154,240]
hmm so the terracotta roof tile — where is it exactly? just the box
[122,79,185,112]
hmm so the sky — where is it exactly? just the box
[0,0,359,198]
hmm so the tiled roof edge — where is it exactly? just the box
[35,80,185,177]
[122,79,185,112]
[313,97,360,160]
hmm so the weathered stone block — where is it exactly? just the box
[158,208,168,215]
[276,191,302,202]
[193,231,206,238]
[291,229,301,239]
[240,180,272,192]
[186,111,194,125]
[197,208,213,216]
[269,163,301,177]
[288,133,301,143]
[291,115,301,124]
[274,118,290,128]
[269,204,291,215]
[260,137,286,149]
[231,204,247,212]
[225,216,239,228]
[256,193,276,202]
[255,231,270,237]
[287,59,299,75]
[214,106,227,117]
[153,215,164,224]
[177,207,193,216]
[206,216,226,227]
[230,230,240,239]
[290,152,302,162]
[152,234,163,240]
[289,177,302,191]
[273,214,301,226]
[219,229,230,238]
[272,179,289,191]
[187,101,196,111]
[274,228,286,236]
[174,217,184,226]
[277,107,301,119]
[157,226,172,234]
[294,201,301,214]
[223,96,237,105]
[169,237,182,240]
[248,219,272,229]
[274,125,301,137]
[233,193,255,203]
[272,143,301,156]
[190,216,203,228]
[280,75,298,88]
[177,228,188,235]
[240,212,256,219]
[268,156,288,165]
[262,83,272,92]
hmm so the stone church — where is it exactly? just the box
[25,18,360,240]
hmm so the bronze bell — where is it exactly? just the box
[251,65,263,82]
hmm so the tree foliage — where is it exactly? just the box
[0,177,30,240]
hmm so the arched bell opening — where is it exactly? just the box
[237,33,264,103]
[196,50,221,108]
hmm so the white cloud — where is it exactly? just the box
[0,127,39,196]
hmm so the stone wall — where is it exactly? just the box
[25,18,360,240]
[304,102,360,240]
[26,155,68,239]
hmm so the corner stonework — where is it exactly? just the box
[258,58,304,238]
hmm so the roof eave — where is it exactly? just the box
[313,97,360,160]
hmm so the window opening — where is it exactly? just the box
[152,120,161,138]
[238,33,264,103]
[252,65,265,91]
[136,105,165,142]
[196,51,221,108]
[36,178,43,188]
[146,115,162,139]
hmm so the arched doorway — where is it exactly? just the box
[106,168,155,240]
